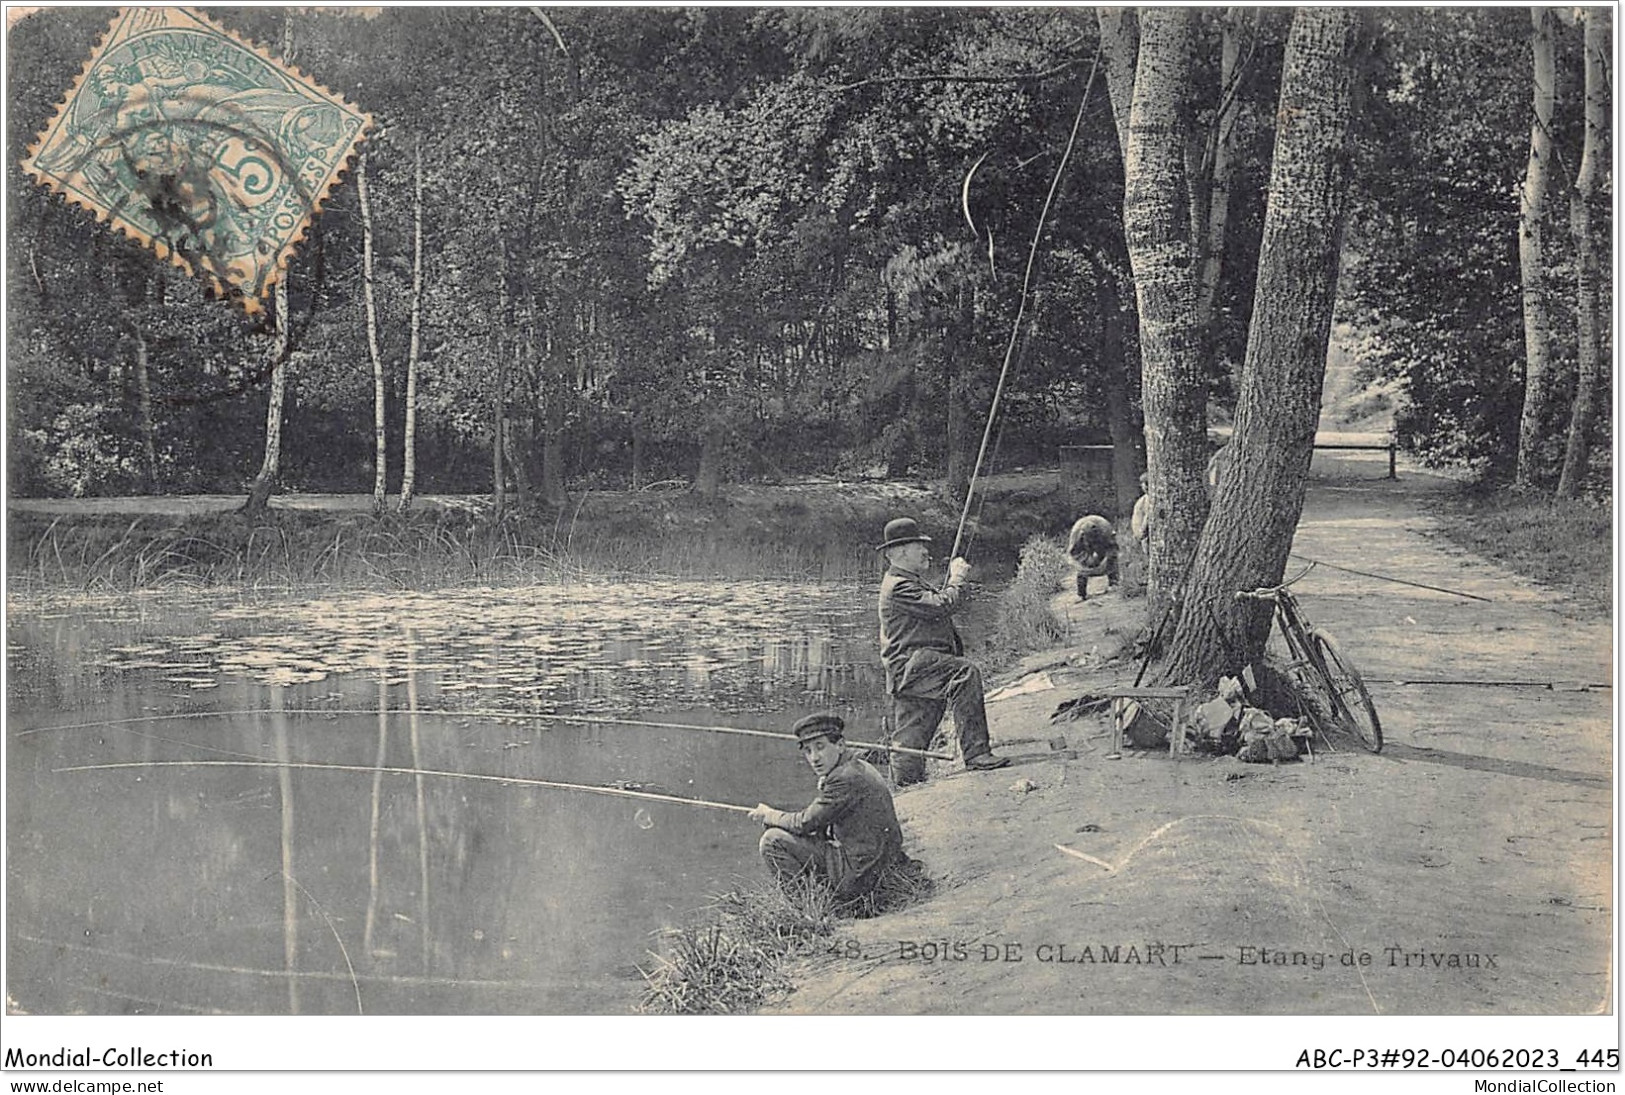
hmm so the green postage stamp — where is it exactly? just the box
[21,7,370,310]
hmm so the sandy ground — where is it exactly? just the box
[766,457,1613,1015]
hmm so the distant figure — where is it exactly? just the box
[749,713,903,901]
[1067,514,1119,601]
[1130,472,1151,546]
[876,517,1010,786]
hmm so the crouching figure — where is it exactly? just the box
[1066,514,1120,600]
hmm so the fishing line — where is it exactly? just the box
[17,707,956,761]
[1286,553,1492,602]
[951,45,1101,562]
[55,759,759,814]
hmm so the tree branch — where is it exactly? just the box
[834,58,1082,93]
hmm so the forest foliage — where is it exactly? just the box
[5,7,1612,501]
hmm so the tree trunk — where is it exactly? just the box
[134,332,158,493]
[242,278,292,517]
[944,285,974,499]
[541,306,569,508]
[399,135,424,512]
[1122,7,1208,623]
[1556,8,1609,499]
[694,412,724,498]
[1097,8,1138,158]
[1514,7,1558,489]
[1098,276,1143,520]
[1196,8,1246,380]
[240,14,294,520]
[505,414,532,509]
[493,249,510,517]
[1162,7,1365,685]
[630,417,646,490]
[357,148,388,513]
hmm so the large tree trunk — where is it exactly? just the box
[357,148,388,513]
[1514,8,1558,489]
[1556,8,1610,499]
[1122,8,1209,624]
[1161,7,1365,685]
[399,135,424,512]
[242,278,292,517]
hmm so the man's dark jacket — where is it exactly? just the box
[878,565,965,694]
[770,747,902,898]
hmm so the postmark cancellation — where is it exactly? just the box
[21,7,371,310]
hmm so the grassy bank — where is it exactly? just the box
[1427,485,1612,613]
[7,477,1087,592]
[638,861,933,1014]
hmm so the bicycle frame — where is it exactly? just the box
[1237,571,1383,752]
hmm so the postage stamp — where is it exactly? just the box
[20,7,370,310]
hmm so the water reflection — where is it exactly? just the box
[7,581,891,1014]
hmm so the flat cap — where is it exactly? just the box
[791,712,845,744]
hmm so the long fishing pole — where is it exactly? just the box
[950,46,1101,562]
[54,759,757,814]
[18,707,958,761]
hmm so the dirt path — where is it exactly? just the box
[766,461,1613,1015]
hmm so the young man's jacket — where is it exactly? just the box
[768,747,902,897]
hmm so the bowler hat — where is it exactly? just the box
[791,712,845,745]
[877,517,932,552]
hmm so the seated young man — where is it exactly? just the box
[749,713,903,901]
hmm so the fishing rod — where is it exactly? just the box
[54,759,757,814]
[18,707,958,762]
[950,46,1101,562]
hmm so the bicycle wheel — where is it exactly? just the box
[1310,630,1383,752]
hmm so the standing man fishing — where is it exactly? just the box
[876,517,1010,786]
[750,713,903,901]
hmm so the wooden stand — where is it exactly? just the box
[1104,686,1190,759]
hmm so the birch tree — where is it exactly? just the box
[1556,8,1610,499]
[240,13,298,518]
[398,135,425,512]
[357,147,388,512]
[1162,6,1366,683]
[1514,7,1557,488]
[241,279,292,517]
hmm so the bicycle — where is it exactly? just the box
[1235,565,1383,753]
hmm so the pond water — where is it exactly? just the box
[5,579,897,1015]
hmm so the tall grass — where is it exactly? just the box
[637,877,836,1014]
[984,533,1074,668]
[7,510,879,594]
[637,860,933,1014]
